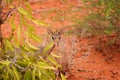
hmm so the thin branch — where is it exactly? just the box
[2,7,16,23]
[43,44,56,59]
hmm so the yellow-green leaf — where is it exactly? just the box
[12,65,21,80]
[51,52,62,58]
[38,70,41,79]
[35,62,56,70]
[32,19,46,26]
[17,25,21,44]
[6,40,14,51]
[47,56,58,66]
[9,5,15,8]
[26,2,32,16]
[11,14,16,30]
[23,46,30,51]
[16,60,29,67]
[26,40,39,50]
[18,7,28,16]
[32,66,36,80]
[7,66,14,76]
[43,42,54,53]
[31,35,42,42]
[104,30,112,34]
[60,73,66,80]
[24,69,32,80]
[0,61,11,65]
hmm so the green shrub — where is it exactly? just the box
[0,1,66,80]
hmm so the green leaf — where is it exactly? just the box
[32,66,36,80]
[7,66,14,77]
[17,25,21,45]
[32,19,46,26]
[26,40,39,50]
[60,73,66,80]
[47,70,56,80]
[100,0,105,5]
[19,14,25,26]
[38,70,41,79]
[23,46,30,52]
[47,56,58,66]
[26,2,32,16]
[105,9,110,19]
[35,61,56,70]
[12,65,21,80]
[61,0,67,3]
[51,52,62,58]
[18,7,32,19]
[16,59,31,67]
[11,14,16,30]
[27,25,35,35]
[6,0,12,5]
[5,39,14,51]
[43,42,54,53]
[104,30,112,34]
[31,34,42,43]
[24,69,32,80]
[18,7,28,16]
[0,61,11,65]
[21,51,29,59]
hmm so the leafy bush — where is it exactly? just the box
[0,1,66,80]
[75,0,120,36]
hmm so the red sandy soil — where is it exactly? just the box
[67,35,120,80]
[2,0,120,80]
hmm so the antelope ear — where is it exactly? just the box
[47,28,53,34]
[59,29,64,34]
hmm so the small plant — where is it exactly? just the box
[81,0,120,35]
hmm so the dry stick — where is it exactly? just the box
[43,44,56,59]
[0,0,4,50]
[0,27,2,47]
[0,7,16,52]
[0,0,33,50]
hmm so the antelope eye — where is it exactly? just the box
[59,37,61,39]
[52,36,55,40]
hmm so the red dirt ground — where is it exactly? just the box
[67,36,120,80]
[2,0,120,80]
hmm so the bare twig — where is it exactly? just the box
[43,44,56,59]
[0,0,16,51]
